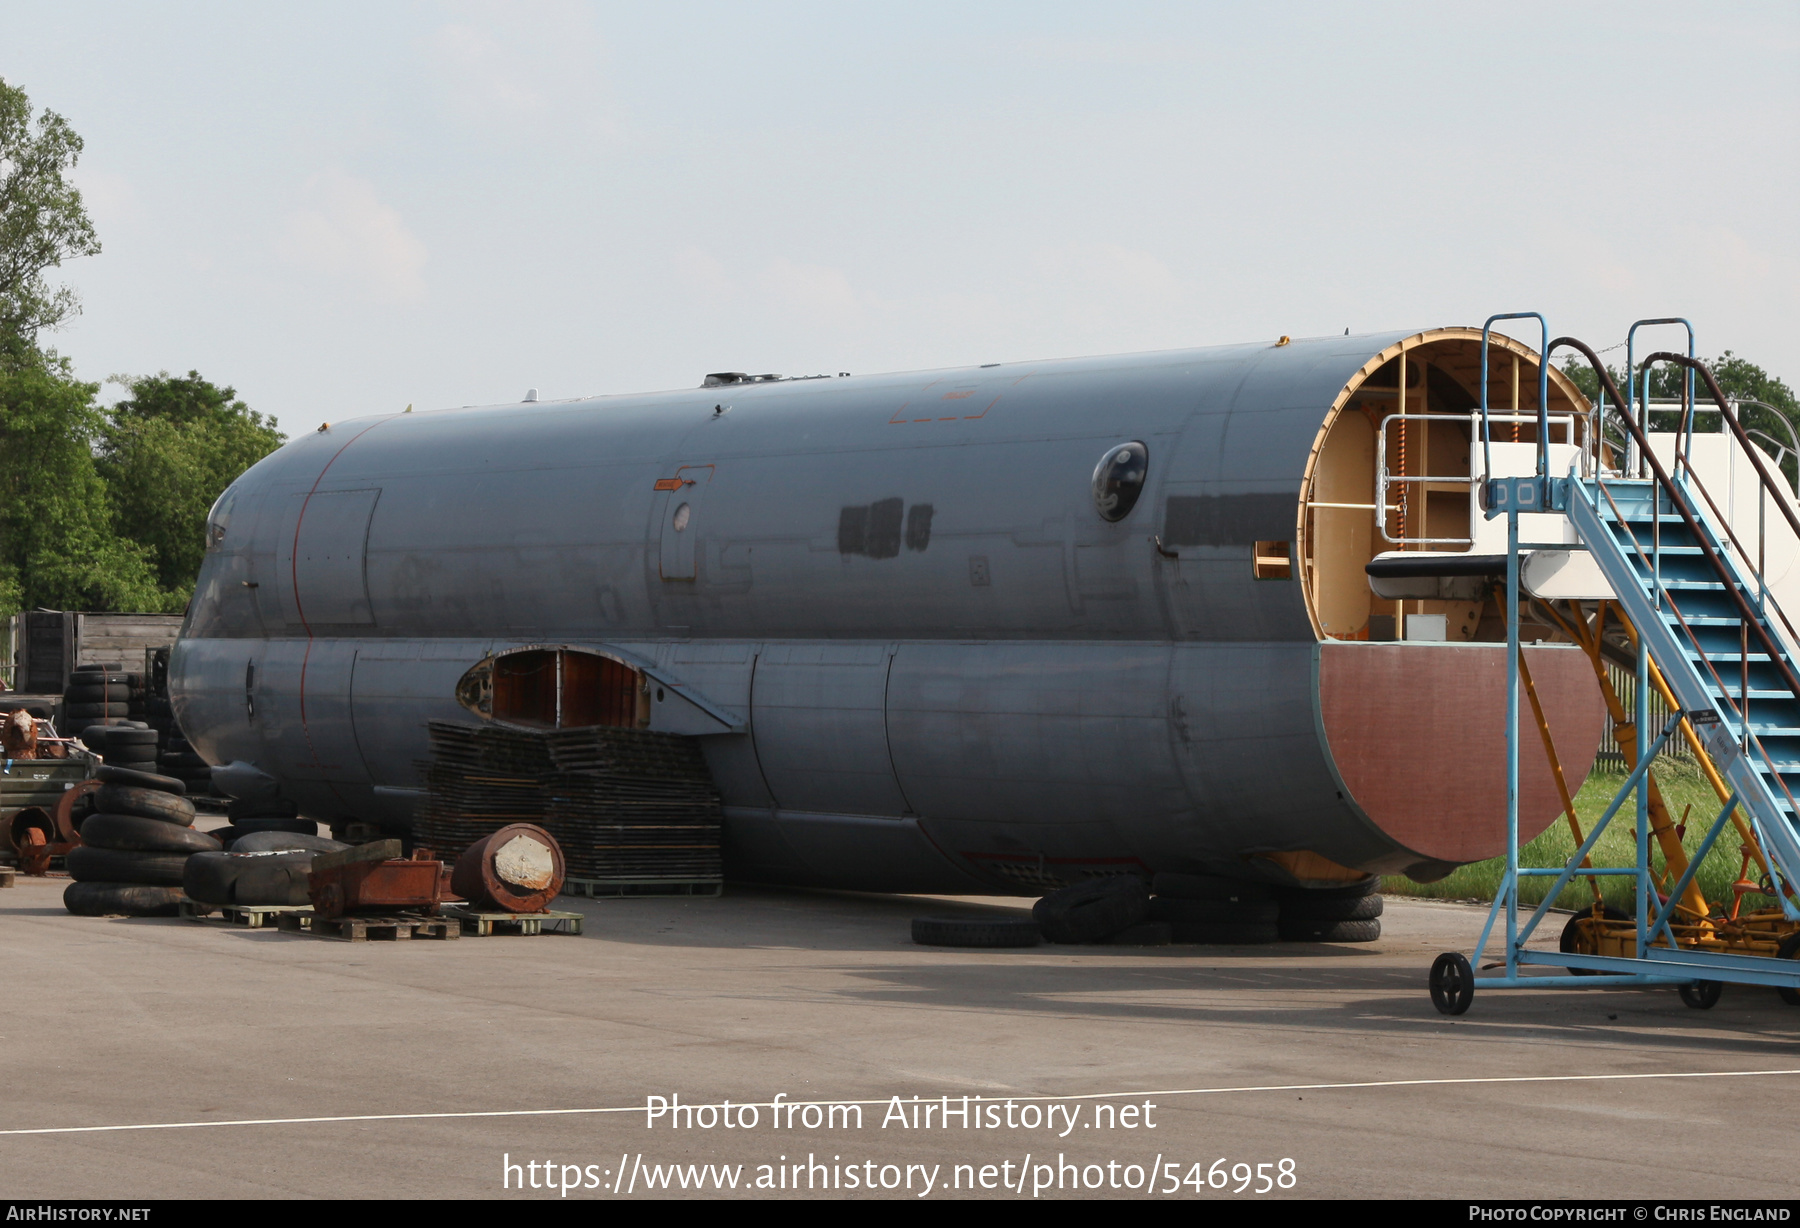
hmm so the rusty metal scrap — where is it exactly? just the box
[451,823,565,913]
[307,839,447,919]
[9,806,71,876]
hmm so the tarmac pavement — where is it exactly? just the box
[2,873,1796,1201]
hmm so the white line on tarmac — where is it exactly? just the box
[3,1068,1798,1137]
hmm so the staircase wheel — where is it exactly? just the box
[1678,980,1723,1010]
[1429,952,1475,1016]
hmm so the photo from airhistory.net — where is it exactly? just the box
[0,1,1796,1211]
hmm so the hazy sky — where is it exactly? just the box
[5,1,1796,432]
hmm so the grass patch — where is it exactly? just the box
[1382,761,1770,914]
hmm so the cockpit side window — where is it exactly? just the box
[205,484,239,549]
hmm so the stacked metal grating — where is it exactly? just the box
[418,721,723,884]
[542,727,723,883]
[415,722,554,859]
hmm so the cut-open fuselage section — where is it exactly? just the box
[1299,331,1602,869]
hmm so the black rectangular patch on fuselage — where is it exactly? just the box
[1162,493,1293,547]
[838,497,911,559]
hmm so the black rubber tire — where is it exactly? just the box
[1033,876,1151,944]
[1679,980,1723,1010]
[1279,917,1382,943]
[161,752,209,772]
[106,728,159,746]
[63,881,184,917]
[64,703,113,720]
[1149,896,1280,925]
[228,831,347,854]
[1150,872,1272,903]
[65,683,130,704]
[65,845,191,887]
[1777,932,1800,1006]
[911,916,1042,948]
[1559,905,1629,976]
[80,724,114,748]
[95,764,186,795]
[1274,876,1381,902]
[79,814,221,854]
[69,792,97,828]
[93,785,195,826]
[1104,921,1173,946]
[1168,920,1281,945]
[1280,893,1383,923]
[1430,952,1475,1015]
[182,850,315,906]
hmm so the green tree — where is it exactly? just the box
[1561,350,1800,483]
[0,76,100,365]
[0,352,169,612]
[99,371,285,593]
[1560,350,1798,424]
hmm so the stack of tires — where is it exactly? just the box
[1146,873,1280,944]
[910,876,1156,949]
[63,767,219,917]
[82,725,160,775]
[912,872,1384,950]
[1034,875,1157,945]
[62,664,137,727]
[1273,878,1382,943]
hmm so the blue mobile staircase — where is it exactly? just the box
[1427,314,1800,1014]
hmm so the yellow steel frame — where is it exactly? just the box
[1529,598,1799,959]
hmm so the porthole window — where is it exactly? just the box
[1091,441,1148,522]
[672,502,691,532]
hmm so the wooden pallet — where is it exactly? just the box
[561,878,722,899]
[442,905,583,936]
[179,899,313,928]
[281,912,459,942]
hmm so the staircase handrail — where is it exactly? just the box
[1549,337,1800,708]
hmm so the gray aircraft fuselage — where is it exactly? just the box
[171,329,1600,893]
